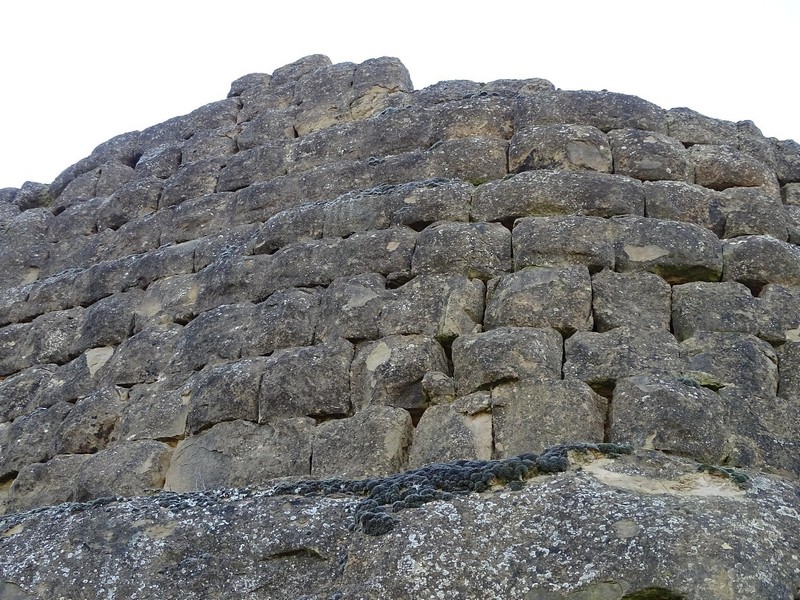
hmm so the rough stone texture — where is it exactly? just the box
[611,374,729,463]
[591,270,672,332]
[2,55,800,597]
[484,266,593,335]
[452,327,563,395]
[311,406,413,478]
[492,379,607,456]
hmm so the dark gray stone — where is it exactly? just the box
[666,107,738,146]
[720,187,787,240]
[773,139,800,185]
[758,284,800,344]
[411,222,511,279]
[509,124,612,174]
[643,180,729,236]
[689,144,777,191]
[722,235,800,292]
[609,128,693,182]
[671,281,759,341]
[408,404,492,468]
[0,402,72,478]
[116,375,191,443]
[591,270,672,332]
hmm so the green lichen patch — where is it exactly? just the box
[697,464,751,489]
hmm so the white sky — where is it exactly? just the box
[1,0,798,190]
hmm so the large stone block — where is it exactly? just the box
[411,222,511,279]
[671,281,759,341]
[0,323,33,376]
[720,187,787,241]
[689,144,777,191]
[135,274,199,330]
[681,332,778,397]
[430,95,513,142]
[643,180,728,236]
[666,107,738,146]
[97,324,183,386]
[591,270,671,332]
[564,327,684,393]
[509,124,612,174]
[422,136,508,185]
[194,254,272,311]
[485,266,593,335]
[5,454,92,514]
[245,288,321,355]
[758,284,800,344]
[116,375,191,442]
[774,139,800,185]
[186,358,267,434]
[722,235,800,292]
[316,274,387,342]
[609,128,693,182]
[311,406,412,478]
[452,327,563,396]
[0,402,73,478]
[159,193,237,245]
[408,403,492,468]
[351,335,449,412]
[54,387,124,454]
[159,157,225,207]
[778,342,800,400]
[74,289,140,351]
[611,374,729,463]
[250,202,325,256]
[259,339,354,420]
[0,365,57,423]
[165,419,314,493]
[216,142,290,192]
[512,215,620,272]
[492,379,607,457]
[379,274,484,342]
[473,170,644,223]
[613,216,723,283]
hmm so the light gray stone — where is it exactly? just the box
[757,284,800,344]
[316,274,388,342]
[54,387,124,454]
[116,375,191,442]
[509,124,612,173]
[671,281,759,341]
[5,454,92,514]
[722,235,800,292]
[609,128,693,182]
[408,404,492,468]
[721,187,787,240]
[689,144,777,191]
[643,180,729,236]
[411,222,511,279]
[666,107,738,146]
[0,402,73,478]
[591,270,672,332]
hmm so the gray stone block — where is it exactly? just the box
[591,270,671,332]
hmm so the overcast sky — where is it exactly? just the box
[1,0,798,190]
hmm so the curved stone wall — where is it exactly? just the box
[1,54,800,520]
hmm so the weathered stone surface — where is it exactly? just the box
[516,90,667,133]
[564,327,684,393]
[259,339,354,419]
[4,449,797,599]
[485,266,593,335]
[312,406,412,478]
[758,284,800,344]
[5,454,92,514]
[777,341,800,400]
[613,216,723,283]
[671,281,759,341]
[216,142,289,192]
[97,324,183,386]
[473,170,644,222]
[54,387,124,454]
[509,124,612,173]
[315,273,387,342]
[452,327,563,395]
[0,323,33,376]
[0,365,57,423]
[429,95,513,141]
[722,235,800,291]
[721,186,788,240]
[165,419,313,493]
[0,402,72,478]
[774,138,800,184]
[492,379,607,456]
[159,157,224,207]
[411,222,511,279]
[666,106,738,146]
[609,128,693,182]
[689,144,777,191]
[351,335,449,412]
[251,202,325,255]
[611,374,729,463]
[512,215,619,272]
[116,375,191,442]
[591,270,672,332]
[193,254,270,311]
[186,358,266,433]
[680,332,778,398]
[133,144,182,180]
[643,180,728,236]
[69,440,173,501]
[379,274,484,341]
[408,404,492,468]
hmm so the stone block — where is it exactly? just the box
[311,406,412,478]
[473,170,645,223]
[165,418,313,493]
[28,308,86,366]
[187,358,267,434]
[591,270,671,332]
[259,339,354,420]
[116,375,191,442]
[666,107,738,146]
[97,324,183,386]
[408,404,492,469]
[54,387,124,455]
[0,402,73,478]
[758,284,800,344]
[564,327,684,394]
[316,273,388,342]
[74,289,140,352]
[452,327,563,396]
[351,335,449,412]
[774,139,800,185]
[133,144,182,180]
[512,216,619,272]
[611,374,729,463]
[485,266,593,335]
[180,127,237,164]
[643,180,728,236]
[0,323,33,376]
[379,274,484,342]
[135,274,199,330]
[28,350,104,406]
[251,202,325,256]
[159,157,225,207]
[515,90,667,133]
[73,439,173,501]
[244,288,321,356]
[722,235,800,292]
[236,108,297,151]
[509,124,611,174]
[689,144,777,191]
[778,342,800,400]
[216,142,290,192]
[0,365,57,423]
[609,128,693,182]
[671,281,759,341]
[680,332,778,397]
[737,120,776,170]
[160,193,237,245]
[194,254,272,311]
[720,187,787,240]
[613,216,723,283]
[430,95,513,141]
[423,136,508,185]
[492,379,607,457]
[5,454,92,514]
[411,222,511,279]
[47,196,104,240]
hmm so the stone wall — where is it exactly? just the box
[1,54,800,522]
